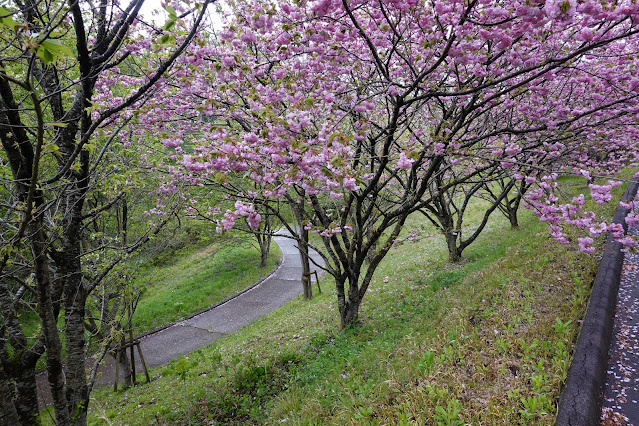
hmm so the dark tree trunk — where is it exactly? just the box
[259,231,271,268]
[254,214,271,267]
[0,284,40,424]
[33,222,71,425]
[290,200,312,300]
[299,225,312,300]
[365,224,378,264]
[335,268,366,329]
[65,296,89,426]
[62,184,91,426]
[446,231,462,262]
[338,272,367,328]
[13,364,39,425]
[0,362,20,426]
[508,208,519,228]
[500,195,520,228]
[340,303,360,328]
[122,197,128,245]
[340,297,360,329]
[498,181,525,229]
[442,212,462,262]
[335,276,348,328]
[116,335,133,388]
[508,192,522,228]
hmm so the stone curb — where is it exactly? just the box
[556,179,639,426]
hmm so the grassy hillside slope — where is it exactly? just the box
[132,241,282,334]
[86,178,627,425]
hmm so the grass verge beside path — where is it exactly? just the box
[132,241,282,335]
[87,178,627,425]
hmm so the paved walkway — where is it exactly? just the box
[36,231,323,409]
[602,208,639,425]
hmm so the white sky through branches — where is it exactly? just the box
[139,0,226,29]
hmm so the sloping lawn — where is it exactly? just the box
[132,240,282,334]
[86,179,627,425]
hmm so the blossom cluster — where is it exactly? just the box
[131,0,639,251]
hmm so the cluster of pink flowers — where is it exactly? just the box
[130,0,639,251]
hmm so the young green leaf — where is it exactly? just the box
[0,6,18,30]
[41,39,74,57]
[164,5,178,20]
[163,19,176,31]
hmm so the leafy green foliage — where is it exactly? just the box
[157,5,179,44]
[36,38,74,65]
[0,6,18,30]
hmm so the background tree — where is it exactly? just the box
[183,182,278,268]
[418,164,514,262]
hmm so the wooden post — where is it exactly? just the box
[128,303,136,382]
[136,341,151,383]
[112,339,150,392]
[113,348,120,392]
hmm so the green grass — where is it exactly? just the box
[131,241,282,334]
[83,176,630,425]
[19,220,282,375]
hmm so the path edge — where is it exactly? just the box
[38,237,286,374]
[136,238,288,342]
[556,179,639,426]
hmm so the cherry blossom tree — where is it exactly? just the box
[0,0,212,424]
[151,0,639,328]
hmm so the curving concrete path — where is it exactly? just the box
[37,231,324,409]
